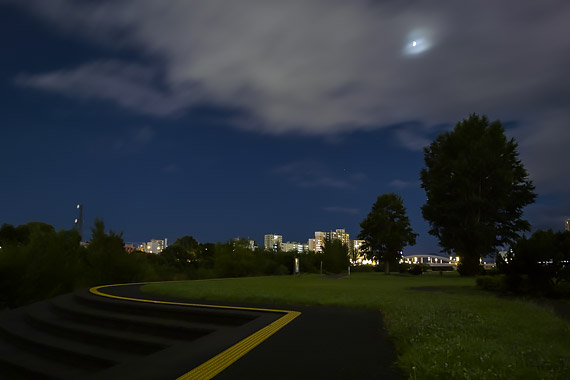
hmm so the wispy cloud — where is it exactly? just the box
[133,126,154,144]
[323,206,360,215]
[394,127,432,152]
[275,160,365,190]
[163,164,180,174]
[389,179,419,189]
[15,60,200,117]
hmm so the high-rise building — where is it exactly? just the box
[140,238,168,254]
[282,242,309,253]
[325,228,350,247]
[308,231,326,252]
[565,219,570,232]
[309,229,350,253]
[264,234,283,252]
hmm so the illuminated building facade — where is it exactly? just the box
[139,238,168,254]
[264,234,283,251]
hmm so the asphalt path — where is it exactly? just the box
[106,285,403,380]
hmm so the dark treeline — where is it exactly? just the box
[478,229,570,296]
[0,221,352,308]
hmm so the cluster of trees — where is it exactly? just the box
[358,114,538,277]
[0,221,349,308]
[358,113,568,294]
[0,221,162,308]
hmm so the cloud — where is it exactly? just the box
[389,179,419,189]
[275,160,364,190]
[524,199,570,233]
[393,125,433,152]
[14,0,570,133]
[15,60,199,116]
[323,206,360,215]
[163,164,180,174]
[133,126,154,144]
[515,111,570,195]
[9,0,570,196]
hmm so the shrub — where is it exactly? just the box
[476,275,507,291]
[351,265,377,273]
[409,265,424,275]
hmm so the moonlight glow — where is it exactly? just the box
[403,30,432,56]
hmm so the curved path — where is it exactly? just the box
[0,283,403,379]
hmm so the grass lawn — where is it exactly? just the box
[142,272,570,380]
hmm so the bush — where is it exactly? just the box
[0,223,88,307]
[476,275,507,291]
[351,265,377,273]
[499,230,570,294]
[409,265,425,275]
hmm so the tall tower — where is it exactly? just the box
[565,219,570,232]
[74,204,84,240]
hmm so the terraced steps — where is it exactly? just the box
[0,287,284,379]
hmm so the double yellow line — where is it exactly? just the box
[91,284,301,380]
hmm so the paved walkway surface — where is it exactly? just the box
[112,285,403,380]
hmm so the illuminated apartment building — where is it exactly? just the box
[139,238,168,254]
[308,229,350,253]
[308,231,326,252]
[264,234,283,252]
[282,242,309,253]
[325,228,350,247]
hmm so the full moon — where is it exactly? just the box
[412,40,417,47]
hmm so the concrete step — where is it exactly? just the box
[0,309,122,372]
[49,294,217,341]
[25,302,172,355]
[0,328,93,380]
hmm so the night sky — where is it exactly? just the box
[1,1,569,253]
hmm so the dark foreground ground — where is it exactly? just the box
[108,285,403,380]
[0,284,403,380]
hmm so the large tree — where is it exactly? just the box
[420,113,536,275]
[358,193,417,274]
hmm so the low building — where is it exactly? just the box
[124,243,136,253]
[139,238,168,254]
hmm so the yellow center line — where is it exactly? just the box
[90,282,301,380]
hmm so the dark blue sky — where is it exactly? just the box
[1,1,569,253]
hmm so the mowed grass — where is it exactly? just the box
[142,273,570,380]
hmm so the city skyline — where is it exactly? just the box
[1,1,569,254]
